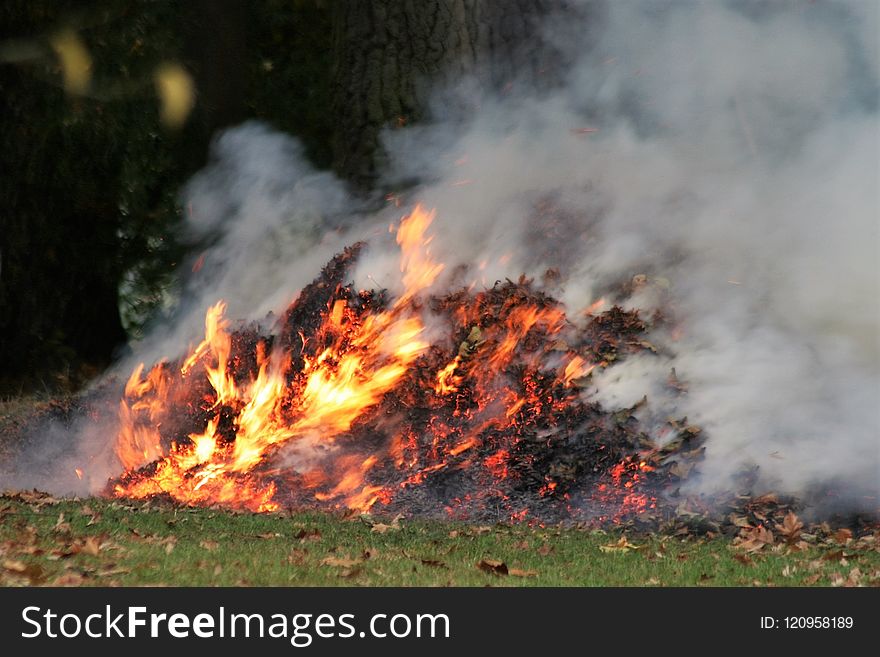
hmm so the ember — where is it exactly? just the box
[111,205,703,522]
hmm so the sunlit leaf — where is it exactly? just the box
[154,62,195,128]
[49,29,92,95]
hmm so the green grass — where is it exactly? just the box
[2,496,877,586]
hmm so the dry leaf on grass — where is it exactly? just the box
[734,525,774,553]
[321,556,362,568]
[82,536,102,556]
[476,559,508,575]
[776,512,803,544]
[599,537,644,553]
[293,528,322,542]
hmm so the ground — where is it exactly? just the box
[1,494,877,587]
[2,398,878,587]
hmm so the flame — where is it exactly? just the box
[111,204,667,521]
[114,205,442,511]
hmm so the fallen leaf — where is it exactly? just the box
[822,549,844,562]
[82,536,101,556]
[287,549,307,565]
[537,544,554,556]
[734,525,774,553]
[52,571,85,586]
[3,559,27,573]
[599,537,644,553]
[476,559,508,575]
[832,528,853,545]
[321,556,362,568]
[53,513,71,533]
[97,566,131,577]
[421,559,446,568]
[199,540,219,551]
[776,512,803,544]
[293,528,322,542]
[509,568,537,577]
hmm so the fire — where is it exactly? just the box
[114,205,441,511]
[111,204,680,522]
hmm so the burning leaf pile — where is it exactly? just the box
[111,205,704,522]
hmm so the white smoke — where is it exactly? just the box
[365,0,880,506]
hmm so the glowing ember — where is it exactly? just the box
[111,205,700,521]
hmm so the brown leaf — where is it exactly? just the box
[3,559,27,573]
[733,553,754,566]
[321,556,362,568]
[339,567,362,579]
[537,544,554,556]
[97,566,131,577]
[803,574,821,585]
[199,540,219,551]
[293,528,322,542]
[420,559,446,568]
[822,549,845,562]
[776,512,803,543]
[476,559,508,575]
[735,525,774,553]
[82,536,101,556]
[53,513,71,534]
[52,571,85,586]
[287,549,307,565]
[832,528,853,545]
[362,513,403,534]
[256,532,280,539]
[509,568,537,577]
[599,537,644,553]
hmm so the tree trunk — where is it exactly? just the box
[331,0,571,190]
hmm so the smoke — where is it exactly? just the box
[368,0,880,507]
[4,1,876,512]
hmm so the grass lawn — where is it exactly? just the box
[1,494,877,587]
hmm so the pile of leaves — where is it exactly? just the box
[111,245,706,523]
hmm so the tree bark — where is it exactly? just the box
[331,0,570,190]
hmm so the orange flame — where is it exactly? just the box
[114,205,443,511]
